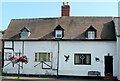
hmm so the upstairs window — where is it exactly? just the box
[54,25,64,39]
[86,25,97,39]
[20,27,30,39]
[88,31,95,39]
[55,30,62,38]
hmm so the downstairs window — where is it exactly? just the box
[5,52,12,61]
[35,52,51,62]
[74,54,91,65]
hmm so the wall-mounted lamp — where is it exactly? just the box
[95,57,100,62]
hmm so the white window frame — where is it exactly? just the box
[88,31,95,39]
[20,30,30,39]
[35,52,51,62]
[5,52,12,61]
[15,52,22,58]
[55,30,62,38]
[4,52,22,61]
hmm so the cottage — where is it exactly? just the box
[2,2,119,80]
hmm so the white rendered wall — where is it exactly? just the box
[117,37,120,80]
[114,18,120,80]
[3,41,117,77]
[59,41,117,76]
[3,41,58,75]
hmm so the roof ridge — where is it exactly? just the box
[12,17,60,20]
[69,16,113,18]
[11,16,113,21]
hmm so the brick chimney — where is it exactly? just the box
[61,2,70,16]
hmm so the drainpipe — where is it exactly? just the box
[12,41,14,67]
[57,41,59,77]
[22,41,24,67]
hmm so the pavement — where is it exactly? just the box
[1,76,118,81]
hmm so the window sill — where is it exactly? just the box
[74,64,91,65]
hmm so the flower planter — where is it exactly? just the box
[9,56,18,64]
[104,73,117,80]
[9,56,28,64]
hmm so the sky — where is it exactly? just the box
[0,1,119,30]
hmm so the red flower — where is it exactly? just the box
[9,56,18,64]
[18,56,28,64]
[9,56,28,64]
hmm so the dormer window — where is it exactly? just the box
[88,31,95,39]
[56,30,63,38]
[86,25,97,39]
[20,27,30,39]
[54,25,64,39]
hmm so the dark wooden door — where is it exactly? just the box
[105,56,113,75]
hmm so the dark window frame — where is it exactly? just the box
[74,54,91,65]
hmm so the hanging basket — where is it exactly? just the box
[9,56,18,64]
[18,56,28,64]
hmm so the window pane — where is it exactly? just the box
[88,31,95,39]
[86,55,91,64]
[40,53,46,61]
[57,34,62,38]
[5,52,12,61]
[75,54,79,64]
[56,30,62,38]
[56,30,62,34]
[46,53,50,62]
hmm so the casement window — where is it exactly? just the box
[74,54,91,65]
[55,30,63,38]
[86,25,97,39]
[35,52,51,62]
[5,52,22,61]
[20,27,30,39]
[88,31,95,39]
[54,25,64,39]
[5,52,12,61]
[21,32,29,39]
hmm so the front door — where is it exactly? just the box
[104,56,113,75]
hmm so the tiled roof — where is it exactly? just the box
[2,16,116,40]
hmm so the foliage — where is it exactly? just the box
[0,30,6,34]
